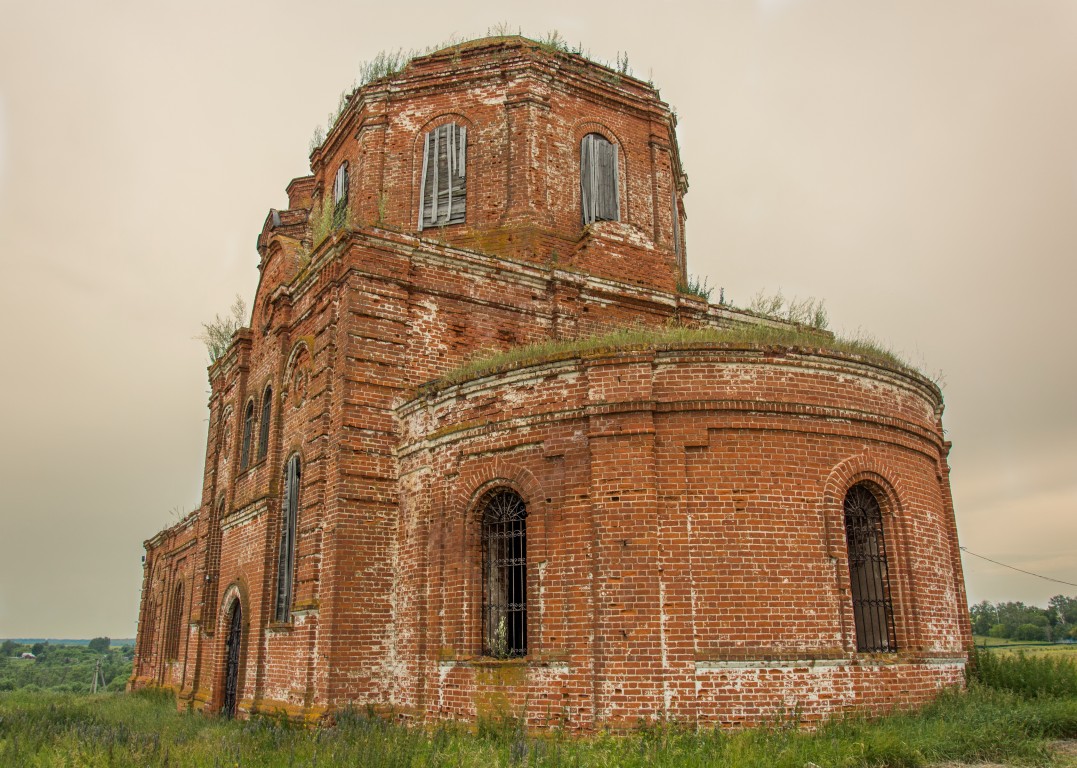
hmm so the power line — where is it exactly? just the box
[960,546,1077,589]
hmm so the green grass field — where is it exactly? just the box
[1,651,1075,766]
[974,636,1077,658]
[1,681,1076,767]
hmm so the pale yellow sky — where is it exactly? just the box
[1,0,1074,637]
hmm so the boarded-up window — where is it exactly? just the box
[332,162,349,227]
[240,401,254,470]
[418,123,466,229]
[257,386,272,461]
[481,489,527,658]
[844,484,897,653]
[274,454,300,623]
[672,187,682,263]
[581,133,619,225]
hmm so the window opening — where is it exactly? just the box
[844,483,897,652]
[481,489,527,657]
[274,455,300,622]
[258,386,272,461]
[581,133,619,225]
[332,162,349,226]
[418,122,466,229]
[240,401,254,470]
[165,581,185,660]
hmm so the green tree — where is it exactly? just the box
[1,640,18,657]
[1048,594,1077,626]
[31,642,47,656]
[988,623,1009,639]
[1013,623,1048,641]
[87,637,111,653]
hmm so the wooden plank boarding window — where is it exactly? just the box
[257,386,272,461]
[332,161,349,227]
[274,455,300,623]
[581,133,619,225]
[240,400,254,470]
[481,489,527,658]
[844,483,897,652]
[418,123,466,229]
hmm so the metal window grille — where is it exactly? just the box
[240,401,254,469]
[481,490,527,658]
[223,601,242,718]
[580,133,619,225]
[418,123,466,229]
[274,455,300,622]
[258,387,272,460]
[844,484,897,652]
[165,582,184,660]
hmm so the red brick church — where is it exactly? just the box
[132,37,971,727]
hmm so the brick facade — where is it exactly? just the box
[132,37,971,728]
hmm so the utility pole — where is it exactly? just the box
[91,658,105,693]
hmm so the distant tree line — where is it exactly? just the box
[0,638,133,693]
[970,595,1077,642]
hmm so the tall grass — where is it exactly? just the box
[971,647,1077,698]
[431,323,910,392]
[3,685,1075,767]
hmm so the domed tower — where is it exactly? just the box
[132,37,970,729]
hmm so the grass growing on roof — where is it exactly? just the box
[430,324,912,392]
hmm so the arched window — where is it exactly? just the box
[274,454,301,622]
[240,400,254,470]
[580,132,619,225]
[844,483,897,652]
[481,489,527,658]
[418,122,466,229]
[257,386,272,461]
[164,581,185,660]
[332,161,349,226]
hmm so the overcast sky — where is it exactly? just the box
[1,0,1074,638]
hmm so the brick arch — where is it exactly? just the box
[217,577,251,635]
[821,454,919,652]
[572,119,626,151]
[283,339,312,380]
[457,458,544,521]
[283,340,313,409]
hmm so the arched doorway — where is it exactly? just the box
[222,600,243,718]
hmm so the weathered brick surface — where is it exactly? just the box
[131,37,970,729]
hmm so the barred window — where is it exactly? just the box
[844,483,897,652]
[274,454,300,623]
[581,132,619,225]
[164,581,185,660]
[418,122,466,229]
[257,386,272,461]
[240,400,254,470]
[481,489,527,658]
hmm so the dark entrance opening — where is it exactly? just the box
[223,600,242,718]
